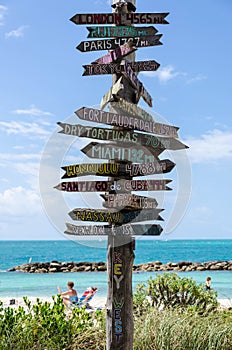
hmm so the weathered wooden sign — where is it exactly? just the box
[101,193,158,209]
[110,98,153,121]
[54,179,172,193]
[75,107,179,138]
[100,77,124,110]
[70,12,169,25]
[64,222,163,236]
[87,25,158,38]
[82,60,160,76]
[77,35,162,52]
[61,159,175,179]
[68,208,164,224]
[57,122,187,150]
[123,61,153,107]
[92,41,136,65]
[81,142,162,163]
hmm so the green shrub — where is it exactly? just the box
[134,273,218,313]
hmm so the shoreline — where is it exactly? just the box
[1,296,231,310]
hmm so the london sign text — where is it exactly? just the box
[82,60,160,76]
[87,25,158,38]
[54,179,172,193]
[68,208,164,224]
[64,222,163,236]
[75,107,179,138]
[57,122,187,150]
[61,159,175,179]
[77,35,162,52]
[81,142,162,162]
[70,12,169,26]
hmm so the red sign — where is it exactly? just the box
[92,41,136,65]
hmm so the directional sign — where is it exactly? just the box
[92,41,136,65]
[54,179,172,193]
[57,122,187,150]
[110,98,153,122]
[87,26,158,39]
[64,222,163,236]
[123,61,153,107]
[101,193,158,209]
[81,142,163,163]
[100,77,124,110]
[61,159,175,179]
[68,208,164,224]
[75,107,179,138]
[70,12,169,26]
[77,35,162,52]
[82,60,160,76]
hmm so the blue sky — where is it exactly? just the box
[0,0,232,240]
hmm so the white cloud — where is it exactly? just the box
[141,65,207,85]
[185,129,232,163]
[0,121,50,137]
[5,25,28,38]
[13,106,54,117]
[0,186,41,216]
[0,5,7,26]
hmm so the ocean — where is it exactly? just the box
[0,239,232,300]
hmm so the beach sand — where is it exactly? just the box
[0,296,107,310]
[1,296,231,310]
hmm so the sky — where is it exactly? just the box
[0,0,232,241]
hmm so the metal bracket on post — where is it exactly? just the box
[111,0,136,12]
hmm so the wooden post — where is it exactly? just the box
[106,1,136,349]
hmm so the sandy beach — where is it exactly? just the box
[1,296,231,310]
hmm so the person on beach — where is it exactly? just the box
[205,276,212,291]
[57,281,78,307]
[79,286,98,308]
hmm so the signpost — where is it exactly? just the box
[82,60,160,76]
[70,12,169,25]
[81,142,162,162]
[54,2,186,349]
[54,179,172,192]
[68,208,164,224]
[87,25,158,38]
[58,122,187,150]
[61,159,175,179]
[75,106,179,137]
[76,35,162,52]
[64,222,163,236]
[92,41,137,65]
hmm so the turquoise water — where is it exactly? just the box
[0,240,232,299]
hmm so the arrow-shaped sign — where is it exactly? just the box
[101,193,158,209]
[77,35,162,52]
[75,107,179,138]
[87,25,158,38]
[100,77,124,110]
[123,61,153,107]
[110,98,154,121]
[81,142,163,163]
[57,122,188,150]
[54,179,172,193]
[64,222,163,236]
[82,60,160,76]
[60,159,175,179]
[68,208,164,224]
[92,41,136,65]
[70,12,169,26]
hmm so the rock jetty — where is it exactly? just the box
[7,260,232,274]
